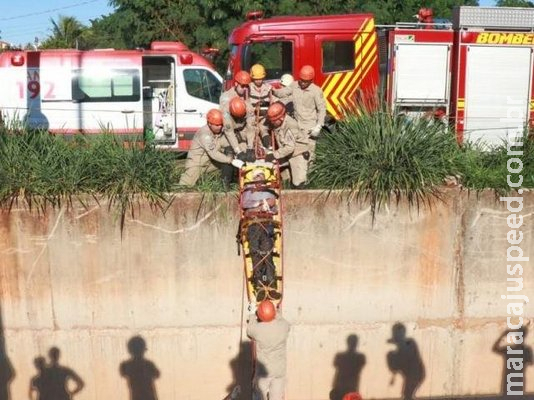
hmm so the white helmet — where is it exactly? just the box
[280,73,294,87]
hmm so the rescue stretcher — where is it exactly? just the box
[237,161,283,306]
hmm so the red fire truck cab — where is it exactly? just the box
[0,42,223,151]
[226,12,380,122]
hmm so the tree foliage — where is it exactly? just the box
[38,0,479,68]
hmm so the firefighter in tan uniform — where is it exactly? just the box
[179,109,244,186]
[247,300,290,400]
[264,102,310,188]
[249,64,273,115]
[220,70,254,119]
[273,65,326,161]
[249,64,274,148]
[223,97,256,159]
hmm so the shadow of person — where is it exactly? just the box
[120,336,160,400]
[0,307,15,400]
[329,334,366,400]
[44,347,84,400]
[0,354,14,400]
[226,341,254,400]
[29,357,47,400]
[492,325,533,396]
[386,323,425,400]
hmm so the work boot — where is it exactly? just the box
[268,290,282,300]
[256,287,267,302]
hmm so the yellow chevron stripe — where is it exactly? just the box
[335,18,376,112]
[336,45,377,112]
[530,100,534,110]
[325,17,377,118]
[323,73,343,100]
[457,98,465,109]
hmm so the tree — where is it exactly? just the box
[496,0,534,6]
[40,15,87,49]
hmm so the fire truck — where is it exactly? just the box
[227,6,534,146]
[0,42,223,151]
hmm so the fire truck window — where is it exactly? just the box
[72,69,140,102]
[322,41,354,73]
[242,41,293,80]
[183,69,222,103]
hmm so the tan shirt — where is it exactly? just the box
[223,115,256,152]
[272,115,309,159]
[219,87,254,120]
[249,82,272,109]
[273,82,326,130]
[186,125,232,165]
[247,314,290,378]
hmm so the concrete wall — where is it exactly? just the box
[0,189,532,400]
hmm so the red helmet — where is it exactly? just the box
[206,109,223,125]
[235,70,252,85]
[267,102,286,122]
[257,300,276,322]
[299,65,315,81]
[229,97,247,118]
[342,393,362,400]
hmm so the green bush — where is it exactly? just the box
[309,110,459,218]
[0,130,179,229]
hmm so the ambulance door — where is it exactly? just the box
[174,66,222,147]
[464,45,532,146]
[142,56,177,145]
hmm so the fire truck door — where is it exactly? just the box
[464,46,532,146]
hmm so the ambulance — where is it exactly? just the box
[0,41,223,151]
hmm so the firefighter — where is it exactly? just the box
[249,64,273,116]
[223,97,256,161]
[278,73,295,117]
[220,70,253,118]
[264,102,310,188]
[273,65,326,162]
[179,109,245,187]
[247,300,290,400]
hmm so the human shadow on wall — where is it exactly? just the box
[386,323,425,400]
[492,326,533,396]
[329,334,366,400]
[29,347,85,400]
[120,336,160,400]
[0,305,15,400]
[226,341,254,400]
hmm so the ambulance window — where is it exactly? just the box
[72,69,140,102]
[183,69,222,103]
[242,41,293,80]
[322,41,354,73]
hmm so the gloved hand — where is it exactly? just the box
[310,124,322,138]
[231,159,245,169]
[264,153,276,163]
[248,302,257,314]
[245,148,256,163]
[236,151,247,162]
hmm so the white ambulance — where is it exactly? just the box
[0,41,222,151]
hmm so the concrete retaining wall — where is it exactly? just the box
[0,189,532,400]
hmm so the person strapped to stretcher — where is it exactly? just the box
[241,167,281,300]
